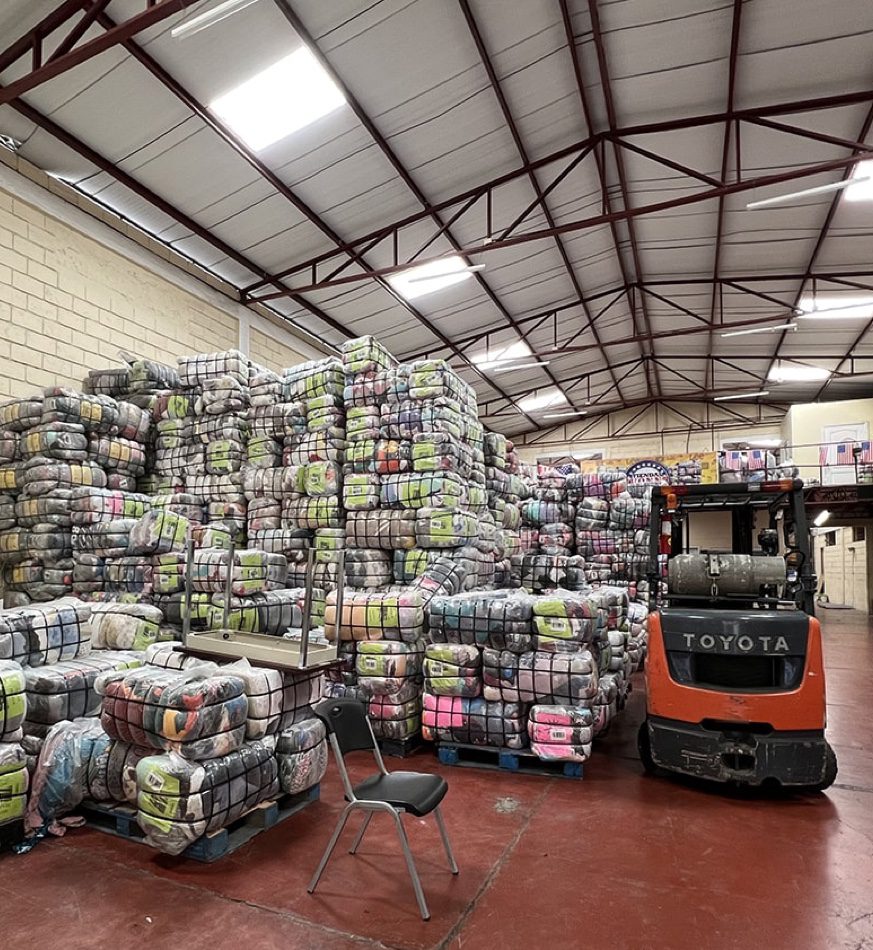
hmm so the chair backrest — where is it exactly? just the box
[312,697,377,755]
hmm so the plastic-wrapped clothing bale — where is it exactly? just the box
[305,461,342,497]
[128,359,182,393]
[21,423,88,462]
[155,443,205,477]
[380,471,464,510]
[450,545,495,591]
[206,502,247,541]
[185,474,245,505]
[345,406,381,441]
[424,643,481,697]
[249,402,306,440]
[246,435,283,469]
[345,549,392,588]
[249,527,310,561]
[282,358,344,402]
[407,360,469,404]
[0,742,28,826]
[393,548,436,583]
[281,495,342,530]
[0,396,44,432]
[152,554,186,594]
[342,473,380,510]
[528,705,593,762]
[379,398,461,441]
[88,435,147,476]
[72,518,137,557]
[276,717,327,794]
[343,370,395,408]
[284,432,345,465]
[482,649,598,705]
[41,388,119,433]
[411,432,466,474]
[0,493,15,530]
[143,641,203,670]
[356,639,424,688]
[89,602,166,650]
[178,350,248,387]
[135,740,278,855]
[155,417,193,450]
[519,527,539,552]
[16,599,92,666]
[325,589,425,642]
[22,525,72,562]
[151,492,205,524]
[344,438,410,474]
[98,665,247,759]
[5,558,73,601]
[68,487,150,526]
[575,529,635,558]
[532,591,596,652]
[415,508,478,548]
[0,430,18,466]
[0,660,27,741]
[15,491,73,528]
[190,548,287,595]
[344,510,415,551]
[411,555,469,603]
[249,369,282,406]
[23,651,143,737]
[128,509,190,556]
[306,402,345,434]
[341,335,396,375]
[83,367,130,396]
[575,497,609,533]
[608,494,651,531]
[0,526,27,562]
[242,464,305,500]
[222,659,286,739]
[105,556,153,594]
[583,469,628,500]
[104,740,149,805]
[519,553,585,593]
[194,375,250,417]
[205,439,245,475]
[538,523,574,556]
[0,612,32,665]
[522,499,575,527]
[194,412,248,446]
[207,588,315,636]
[422,694,527,749]
[115,401,151,443]
[190,524,233,550]
[428,590,533,652]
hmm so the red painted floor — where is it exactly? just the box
[2,611,872,950]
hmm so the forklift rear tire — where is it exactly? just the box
[810,744,838,792]
[637,720,658,774]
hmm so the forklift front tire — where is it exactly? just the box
[811,744,838,792]
[637,720,658,774]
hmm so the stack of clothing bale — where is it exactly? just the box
[0,659,28,844]
[484,432,525,589]
[0,388,152,606]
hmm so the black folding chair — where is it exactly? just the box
[308,697,458,921]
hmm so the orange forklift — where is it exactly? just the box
[638,479,837,790]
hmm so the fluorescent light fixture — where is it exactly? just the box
[471,340,533,371]
[492,360,551,374]
[543,409,588,419]
[518,388,569,413]
[713,390,770,401]
[173,0,262,39]
[746,177,868,209]
[796,294,873,321]
[210,48,345,150]
[768,364,831,383]
[407,264,484,283]
[721,323,797,338]
[814,509,831,527]
[844,159,873,202]
[389,255,479,301]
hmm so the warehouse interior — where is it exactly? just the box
[0,2,872,948]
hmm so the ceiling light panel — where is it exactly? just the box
[388,256,478,301]
[518,388,569,413]
[844,159,873,202]
[768,365,831,382]
[210,48,345,151]
[471,340,533,371]
[797,295,873,320]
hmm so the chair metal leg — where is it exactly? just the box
[349,811,373,854]
[392,811,430,921]
[434,806,459,875]
[308,804,353,893]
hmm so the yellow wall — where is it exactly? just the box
[783,399,873,475]
[814,525,869,612]
[248,326,307,375]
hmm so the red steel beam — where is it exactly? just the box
[457,0,626,406]
[0,0,90,74]
[48,0,113,63]
[746,116,873,154]
[93,11,541,427]
[0,0,200,106]
[586,0,662,397]
[707,0,744,392]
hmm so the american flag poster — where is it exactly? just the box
[722,451,744,471]
[748,449,766,471]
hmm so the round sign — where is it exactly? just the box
[626,459,671,488]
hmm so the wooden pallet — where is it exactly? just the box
[436,743,584,779]
[78,784,320,862]
[377,734,422,758]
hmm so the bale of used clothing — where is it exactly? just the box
[246,435,283,469]
[355,639,424,689]
[421,694,527,749]
[88,435,147,476]
[249,369,282,406]
[178,350,248,388]
[151,492,205,524]
[15,599,92,667]
[0,611,31,664]
[527,705,593,762]
[242,464,305,500]
[5,558,73,601]
[345,549,392,588]
[20,459,107,496]
[14,492,74,528]
[72,518,137,557]
[344,438,411,474]
[575,529,635,558]
[532,591,598,653]
[345,406,381,441]
[128,509,190,556]
[283,358,344,402]
[342,473,380,510]
[135,740,279,855]
[325,589,426,642]
[428,590,534,652]
[345,510,416,550]
[408,360,471,404]
[341,335,396,376]
[221,659,286,739]
[424,643,481,697]
[380,471,465,509]
[21,423,89,461]
[410,556,469,603]
[104,556,153,595]
[190,549,287,595]
[284,431,346,466]
[0,742,28,827]
[151,553,186,595]
[249,527,310,560]
[0,527,27,562]
[414,508,478,548]
[393,548,436,583]
[280,495,341,530]
[608,494,651,531]
[41,388,119,433]
[249,402,306,440]
[482,649,598,705]
[368,693,421,740]
[583,470,628,500]
[0,660,27,741]
[99,665,247,759]
[23,651,143,737]
[89,602,167,651]
[207,588,314,636]
[0,493,15,530]
[519,553,585,593]
[522,499,575,527]
[69,487,150,525]
[83,367,130,396]
[0,464,22,495]
[344,369,398,408]
[538,522,574,556]
[0,431,17,466]
[195,376,250,416]
[0,396,44,432]
[22,525,73,562]
[412,432,467,474]
[275,717,327,794]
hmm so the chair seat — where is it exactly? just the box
[352,771,448,817]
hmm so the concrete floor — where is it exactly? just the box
[2,611,872,950]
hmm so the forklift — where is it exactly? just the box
[638,478,837,790]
